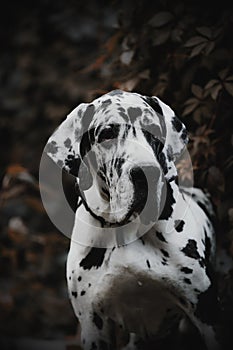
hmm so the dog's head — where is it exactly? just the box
[45,90,188,225]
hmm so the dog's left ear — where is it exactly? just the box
[44,103,94,190]
[142,95,188,179]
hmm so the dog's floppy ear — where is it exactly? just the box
[45,103,93,190]
[142,95,188,161]
[142,95,188,180]
[155,96,188,161]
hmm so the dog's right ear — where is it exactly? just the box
[45,103,87,177]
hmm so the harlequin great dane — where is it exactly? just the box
[45,90,220,349]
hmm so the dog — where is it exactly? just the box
[45,90,219,349]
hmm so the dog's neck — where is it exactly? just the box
[73,178,185,248]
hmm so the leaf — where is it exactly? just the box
[190,42,207,58]
[184,97,199,106]
[226,75,233,82]
[191,84,203,99]
[205,79,218,89]
[183,102,199,116]
[210,84,222,100]
[120,50,134,65]
[152,30,170,46]
[204,41,215,55]
[196,26,212,39]
[184,36,207,47]
[224,82,233,96]
[149,12,173,27]
[219,68,228,80]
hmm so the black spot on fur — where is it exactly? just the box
[161,249,170,258]
[64,138,72,148]
[80,248,106,270]
[181,239,200,259]
[181,267,193,274]
[183,278,192,285]
[65,154,81,177]
[162,259,168,265]
[80,290,86,296]
[159,181,175,220]
[142,96,163,116]
[172,116,182,132]
[108,89,123,96]
[115,158,125,177]
[175,220,185,232]
[45,140,58,154]
[78,276,82,281]
[157,151,168,174]
[156,231,167,243]
[146,259,151,268]
[82,104,95,131]
[128,107,142,122]
[93,312,103,330]
[71,291,77,298]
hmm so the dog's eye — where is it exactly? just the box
[98,124,119,143]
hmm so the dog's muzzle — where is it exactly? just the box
[128,165,161,224]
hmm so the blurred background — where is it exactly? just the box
[0,0,233,349]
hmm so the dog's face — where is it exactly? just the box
[45,90,188,225]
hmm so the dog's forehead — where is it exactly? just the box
[89,90,161,128]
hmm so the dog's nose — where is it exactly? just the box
[130,166,159,186]
[129,166,160,224]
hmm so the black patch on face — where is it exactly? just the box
[65,154,81,177]
[93,312,103,330]
[175,220,185,232]
[146,259,151,268]
[172,115,182,132]
[142,129,164,159]
[183,278,192,285]
[71,291,77,298]
[156,231,167,243]
[161,249,169,258]
[127,107,142,122]
[142,96,163,116]
[162,259,168,265]
[46,140,58,154]
[79,248,106,270]
[98,124,120,143]
[181,239,200,259]
[118,107,129,121]
[180,267,193,274]
[82,104,95,131]
[159,181,175,220]
[80,290,86,296]
[78,276,82,281]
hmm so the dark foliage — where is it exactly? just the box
[0,0,232,349]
